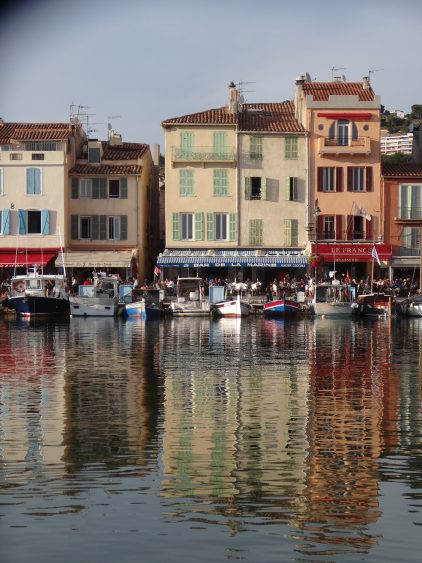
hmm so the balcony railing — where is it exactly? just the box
[397,207,422,221]
[0,142,66,152]
[172,146,236,163]
[318,136,370,155]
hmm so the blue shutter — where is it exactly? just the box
[41,209,50,235]
[34,168,41,194]
[26,168,34,194]
[18,209,27,234]
[1,209,10,235]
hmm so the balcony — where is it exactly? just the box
[396,207,422,223]
[318,136,371,155]
[171,146,236,165]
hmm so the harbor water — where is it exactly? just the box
[1,314,422,562]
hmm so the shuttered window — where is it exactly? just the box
[213,169,228,196]
[284,219,298,246]
[179,169,194,196]
[250,136,263,159]
[285,137,298,159]
[249,219,263,246]
[213,132,227,158]
[286,177,298,201]
[0,209,10,235]
[180,132,194,159]
[26,168,42,195]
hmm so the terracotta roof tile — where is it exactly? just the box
[0,122,76,143]
[302,82,375,101]
[382,162,422,178]
[70,164,142,175]
[162,101,304,133]
[100,141,149,160]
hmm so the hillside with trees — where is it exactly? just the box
[381,104,422,134]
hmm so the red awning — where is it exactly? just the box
[317,112,372,120]
[311,243,392,263]
[0,250,59,267]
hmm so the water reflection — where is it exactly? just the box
[1,315,422,562]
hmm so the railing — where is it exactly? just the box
[397,245,419,256]
[397,207,422,220]
[0,142,66,152]
[172,146,236,162]
[318,136,370,154]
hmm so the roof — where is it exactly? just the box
[162,101,304,133]
[382,162,422,178]
[0,121,77,143]
[69,164,142,175]
[302,82,375,101]
[100,141,149,160]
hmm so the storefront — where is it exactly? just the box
[0,248,60,272]
[55,250,138,281]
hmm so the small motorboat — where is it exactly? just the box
[212,295,250,318]
[263,298,301,316]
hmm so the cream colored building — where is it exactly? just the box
[160,84,308,278]
[60,132,158,281]
[0,119,85,270]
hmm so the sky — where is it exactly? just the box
[1,0,421,151]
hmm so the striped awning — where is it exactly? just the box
[55,250,137,268]
[157,251,307,268]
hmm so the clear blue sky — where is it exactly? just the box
[1,0,421,150]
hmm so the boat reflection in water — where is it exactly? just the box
[1,316,422,562]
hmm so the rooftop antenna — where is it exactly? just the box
[235,81,255,104]
[331,66,346,81]
[107,114,122,136]
[368,68,384,82]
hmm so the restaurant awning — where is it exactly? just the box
[311,243,392,263]
[55,250,137,268]
[0,249,59,267]
[157,250,308,268]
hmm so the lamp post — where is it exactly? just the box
[314,201,321,285]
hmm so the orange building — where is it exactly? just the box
[294,76,391,278]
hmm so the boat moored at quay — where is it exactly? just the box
[169,277,211,317]
[69,273,120,317]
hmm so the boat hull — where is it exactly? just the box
[263,299,301,316]
[311,301,352,318]
[70,297,118,317]
[212,297,250,318]
[396,297,422,317]
[3,295,70,317]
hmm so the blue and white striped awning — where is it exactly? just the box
[157,251,307,268]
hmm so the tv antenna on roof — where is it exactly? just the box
[368,68,384,81]
[107,114,121,130]
[331,66,346,81]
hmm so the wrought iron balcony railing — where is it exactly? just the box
[318,136,370,154]
[172,146,236,162]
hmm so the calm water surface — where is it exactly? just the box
[1,314,422,562]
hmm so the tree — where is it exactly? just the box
[381,152,412,164]
[411,105,422,120]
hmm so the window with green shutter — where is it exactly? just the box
[213,132,227,158]
[213,169,228,196]
[195,212,203,240]
[180,132,194,159]
[284,219,298,247]
[285,137,298,160]
[172,212,180,241]
[179,169,194,196]
[250,136,263,159]
[207,212,215,240]
[286,177,298,201]
[120,215,128,240]
[245,177,266,200]
[249,219,263,246]
[229,213,237,241]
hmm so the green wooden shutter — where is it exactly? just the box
[284,219,291,246]
[71,215,79,239]
[245,177,252,200]
[250,136,262,159]
[291,219,298,246]
[207,212,215,240]
[1,209,10,235]
[213,169,228,196]
[180,169,194,196]
[180,132,193,158]
[41,209,50,235]
[92,178,100,199]
[249,219,263,245]
[99,178,107,199]
[261,177,267,200]
[213,132,227,158]
[195,212,203,240]
[71,178,79,198]
[120,178,128,199]
[120,215,128,240]
[99,215,107,240]
[286,177,298,201]
[172,212,180,240]
[229,213,237,241]
[92,215,99,239]
[18,209,27,234]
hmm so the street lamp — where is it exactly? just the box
[314,201,321,285]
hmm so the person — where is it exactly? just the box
[266,284,273,303]
[71,276,79,295]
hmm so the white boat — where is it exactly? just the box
[169,277,210,317]
[396,295,422,317]
[1,267,70,317]
[311,283,353,318]
[70,273,119,317]
[212,295,250,318]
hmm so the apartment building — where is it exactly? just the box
[294,75,391,277]
[0,119,85,271]
[159,83,308,282]
[381,132,413,155]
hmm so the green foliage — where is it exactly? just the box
[381,152,412,164]
[411,105,422,120]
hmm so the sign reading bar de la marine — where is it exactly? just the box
[311,243,392,263]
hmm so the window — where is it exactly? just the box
[80,217,92,239]
[79,179,93,198]
[215,213,228,240]
[108,216,121,239]
[400,184,422,219]
[26,168,42,195]
[285,137,298,159]
[328,120,358,146]
[18,209,50,235]
[284,219,298,246]
[245,177,266,200]
[172,212,203,241]
[179,169,194,196]
[351,167,364,191]
[109,178,128,199]
[10,153,22,161]
[181,213,193,240]
[323,168,335,192]
[249,219,263,245]
[179,132,193,159]
[286,177,298,201]
[250,136,263,159]
[352,216,364,239]
[317,167,343,192]
[26,142,57,151]
[88,148,100,163]
[31,154,45,160]
[323,216,335,239]
[213,169,228,196]
[213,132,227,158]
[207,213,236,241]
[401,227,420,255]
[347,167,372,192]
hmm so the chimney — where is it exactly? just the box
[227,81,239,114]
[0,117,4,127]
[362,76,370,90]
[108,130,123,146]
[294,75,306,122]
[153,144,160,166]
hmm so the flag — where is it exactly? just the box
[354,202,372,221]
[154,266,161,277]
[371,245,381,266]
[345,270,351,284]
